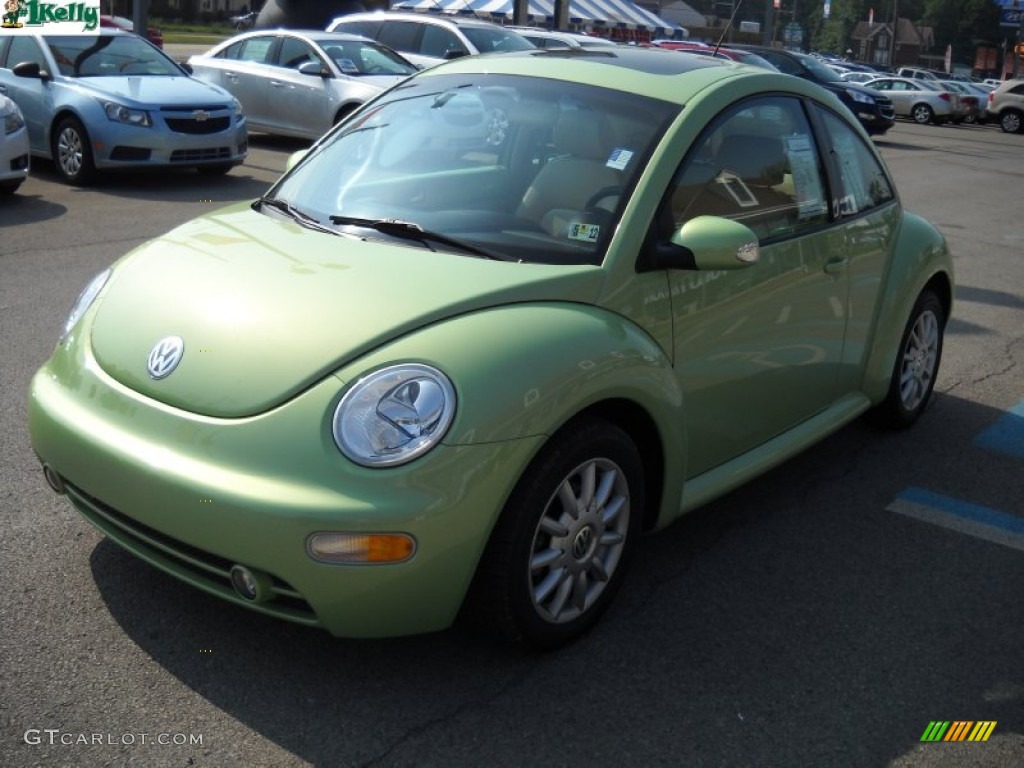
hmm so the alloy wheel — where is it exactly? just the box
[898,308,939,412]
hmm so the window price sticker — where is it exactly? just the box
[606,148,633,170]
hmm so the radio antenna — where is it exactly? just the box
[713,0,745,56]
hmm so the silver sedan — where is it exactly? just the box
[189,30,418,141]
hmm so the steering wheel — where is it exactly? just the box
[584,185,624,211]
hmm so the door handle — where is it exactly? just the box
[824,256,847,275]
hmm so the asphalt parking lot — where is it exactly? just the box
[1,119,1022,767]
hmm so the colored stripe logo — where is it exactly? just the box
[920,721,997,742]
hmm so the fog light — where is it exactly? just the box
[307,532,416,564]
[229,565,272,602]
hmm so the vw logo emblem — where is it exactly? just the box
[572,526,594,561]
[147,336,185,380]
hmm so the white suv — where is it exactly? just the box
[327,12,535,69]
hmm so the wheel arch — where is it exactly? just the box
[861,211,954,403]
[47,108,86,158]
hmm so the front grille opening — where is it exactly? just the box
[170,147,231,162]
[65,481,317,622]
[165,116,231,135]
[110,146,152,161]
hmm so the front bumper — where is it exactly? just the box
[28,323,541,638]
[1,124,30,183]
[91,114,248,170]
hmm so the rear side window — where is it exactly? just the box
[376,21,422,55]
[331,20,383,39]
[419,24,464,58]
[816,107,894,216]
[219,36,274,63]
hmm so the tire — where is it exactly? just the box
[466,417,644,649]
[196,163,233,176]
[333,105,357,125]
[51,116,96,185]
[1000,110,1022,134]
[870,289,945,429]
[911,103,934,125]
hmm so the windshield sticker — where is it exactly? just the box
[336,59,359,74]
[606,149,633,171]
[568,222,601,243]
[784,134,826,219]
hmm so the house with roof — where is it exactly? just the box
[851,17,935,68]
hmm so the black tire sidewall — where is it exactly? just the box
[879,290,945,428]
[470,417,644,649]
[52,117,94,185]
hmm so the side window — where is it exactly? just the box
[1010,84,1024,96]
[333,20,381,39]
[377,21,422,56]
[277,38,319,70]
[221,36,274,63]
[4,36,45,69]
[658,96,829,242]
[817,107,895,216]
[420,25,463,58]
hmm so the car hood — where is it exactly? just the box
[67,75,233,107]
[89,204,603,418]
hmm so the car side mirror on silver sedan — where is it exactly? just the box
[298,61,331,78]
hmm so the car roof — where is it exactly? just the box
[331,11,510,29]
[415,46,823,106]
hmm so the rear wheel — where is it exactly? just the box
[1000,109,1023,133]
[911,103,934,125]
[466,417,643,649]
[52,116,95,185]
[870,289,945,428]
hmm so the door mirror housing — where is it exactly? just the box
[13,60,51,81]
[644,216,760,271]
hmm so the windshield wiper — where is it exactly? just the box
[328,216,510,261]
[253,196,340,237]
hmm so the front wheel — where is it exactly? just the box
[911,103,934,125]
[466,417,643,649]
[870,289,945,429]
[52,116,96,185]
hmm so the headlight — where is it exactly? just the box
[103,102,152,127]
[847,88,876,106]
[233,98,244,120]
[3,108,24,135]
[333,363,456,467]
[61,269,110,342]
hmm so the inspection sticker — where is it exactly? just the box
[568,223,601,242]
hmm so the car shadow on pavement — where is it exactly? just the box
[0,193,67,227]
[86,388,1024,767]
[28,160,276,204]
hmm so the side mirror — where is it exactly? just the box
[443,49,469,61]
[644,216,759,271]
[13,60,51,80]
[298,61,330,78]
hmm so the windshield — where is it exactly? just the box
[317,37,417,76]
[44,35,182,77]
[269,73,677,265]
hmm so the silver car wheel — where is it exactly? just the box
[898,308,939,412]
[528,457,630,624]
[57,126,84,177]
[912,104,934,124]
[1001,111,1021,133]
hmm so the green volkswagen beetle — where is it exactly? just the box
[28,48,953,648]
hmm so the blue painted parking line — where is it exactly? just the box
[887,486,1024,553]
[974,398,1024,459]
